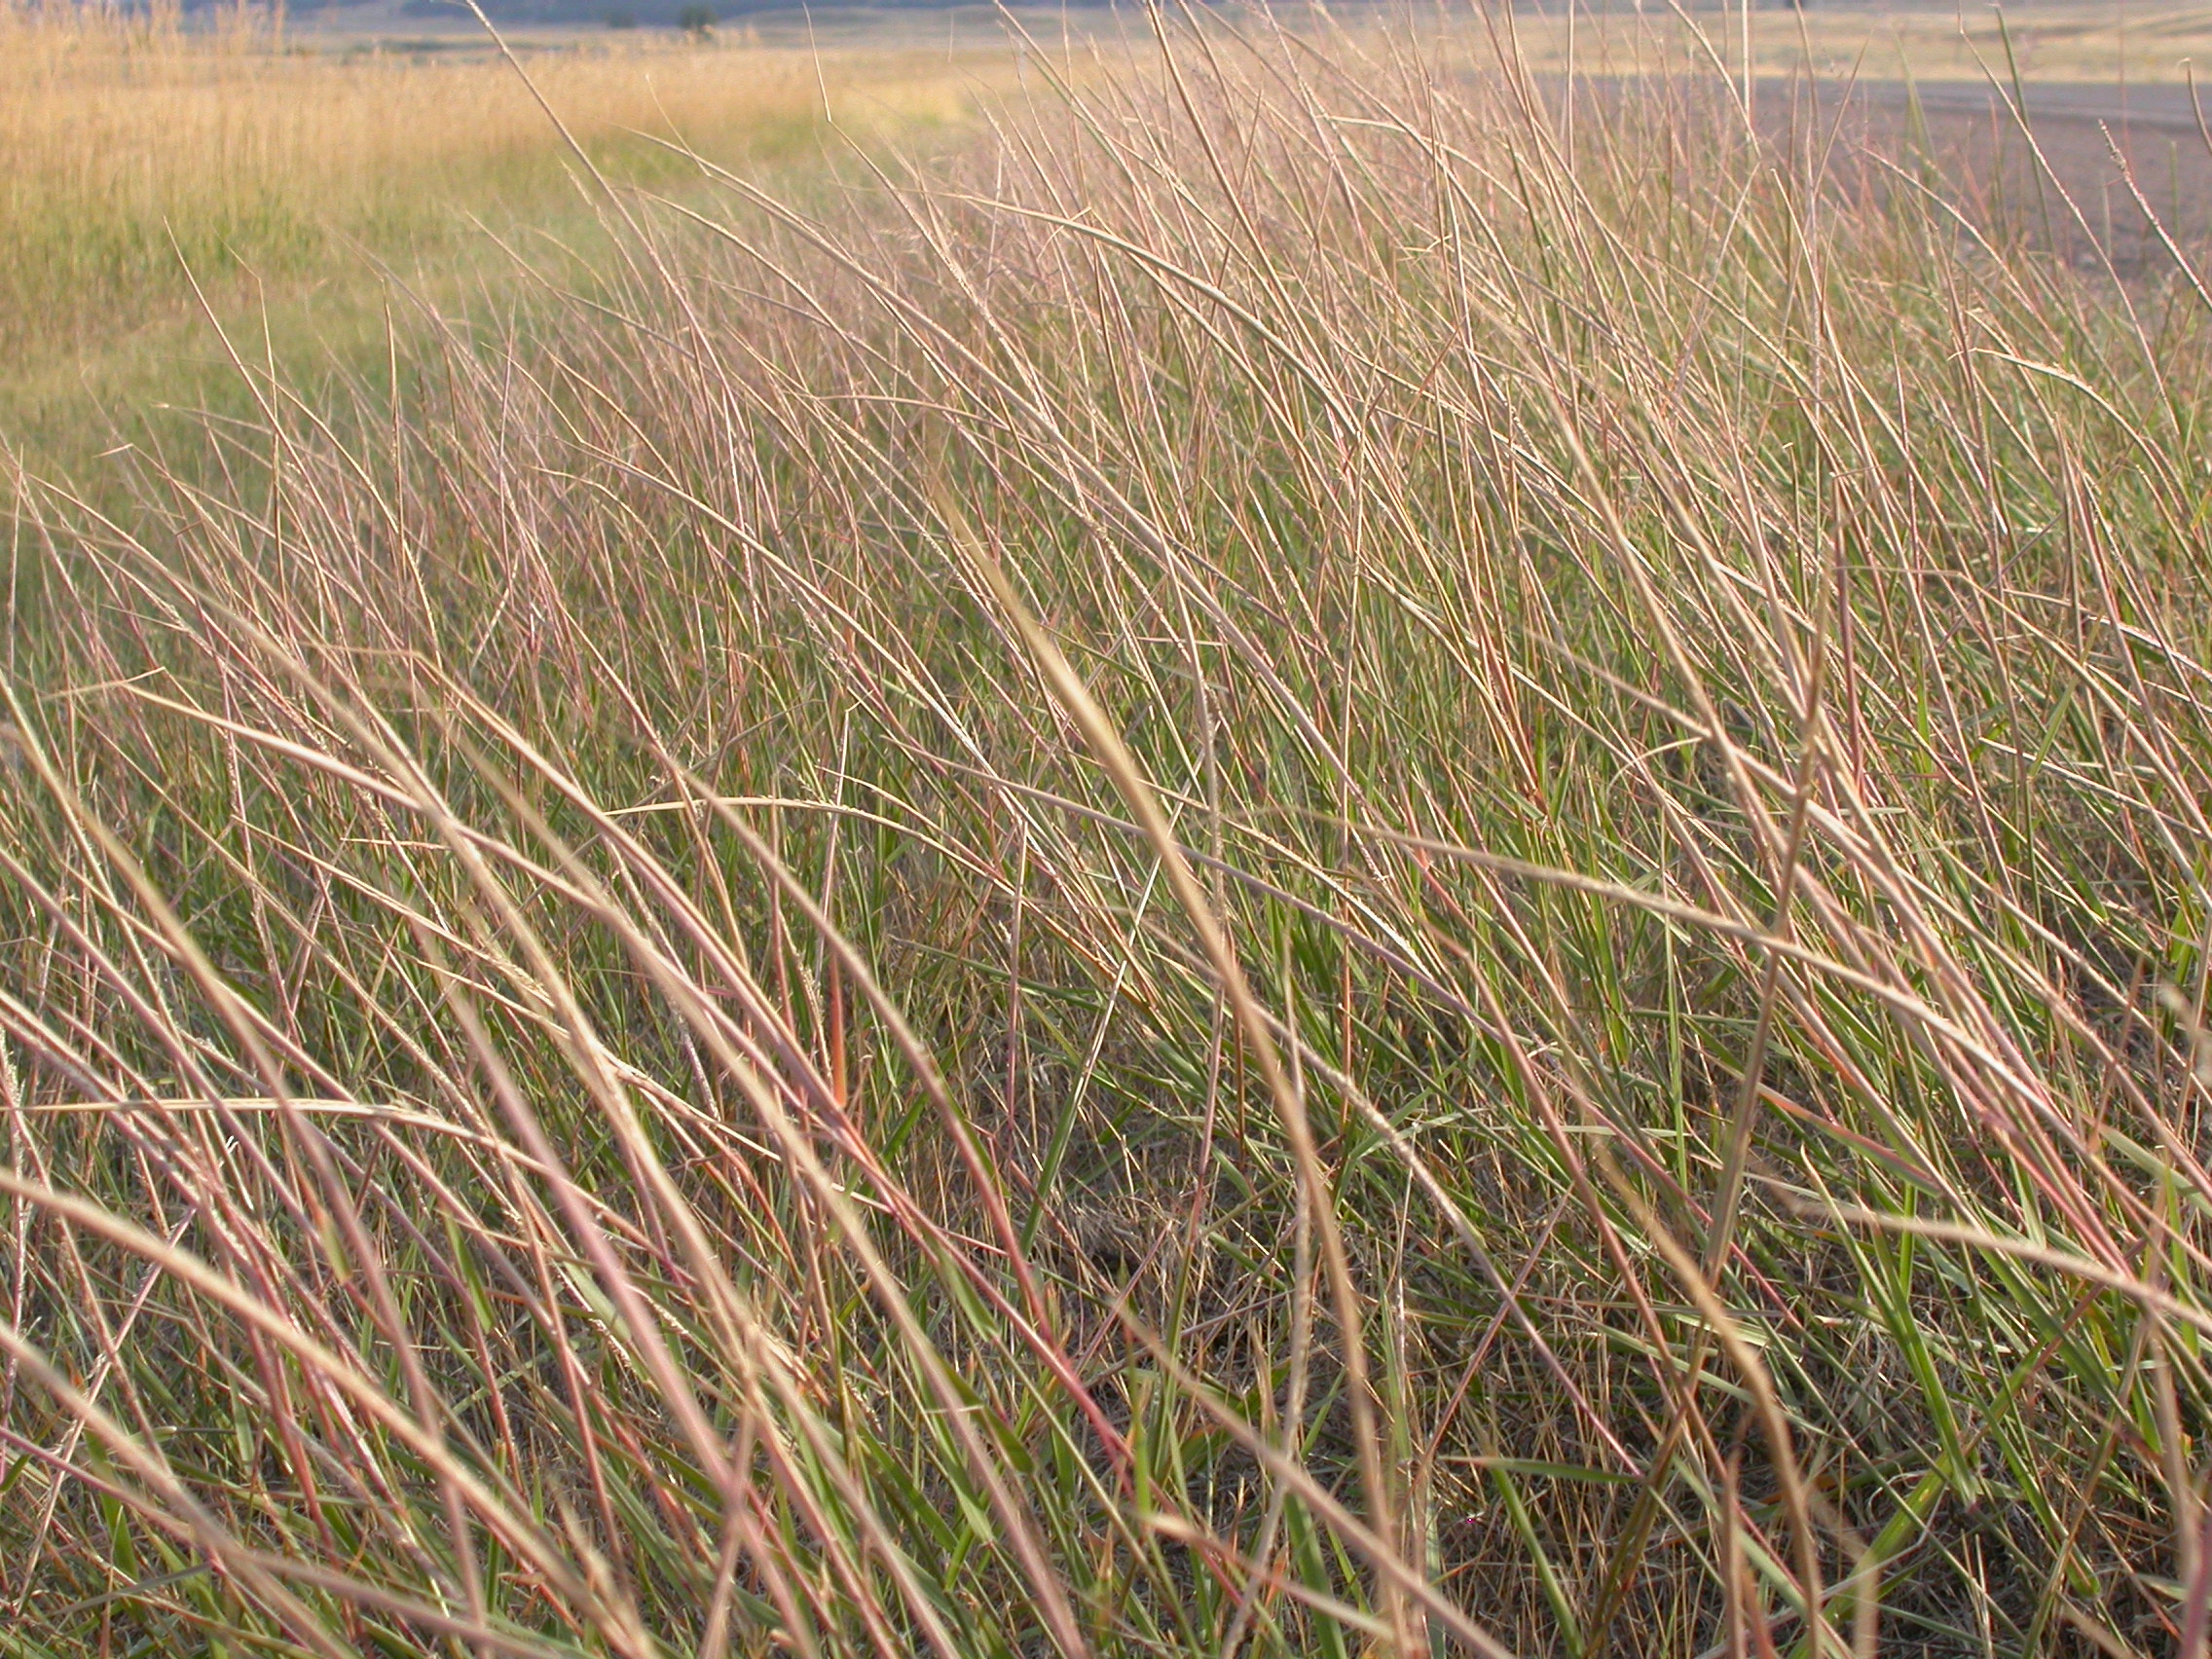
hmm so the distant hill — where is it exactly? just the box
[174,0,1117,18]
[405,0,1086,15]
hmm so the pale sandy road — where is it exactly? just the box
[1760,75,2212,270]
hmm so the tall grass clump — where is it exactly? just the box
[6,8,2212,1655]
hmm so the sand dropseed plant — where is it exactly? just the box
[7,8,2212,1656]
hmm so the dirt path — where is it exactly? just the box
[1767,75,2212,274]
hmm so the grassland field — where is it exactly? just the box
[12,4,2212,1658]
[0,3,1008,465]
[9,1,2212,461]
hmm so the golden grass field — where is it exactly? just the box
[0,1,1010,459]
[12,4,2212,1657]
[12,0,2208,374]
[12,0,2206,435]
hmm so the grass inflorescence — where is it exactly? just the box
[5,7,2212,1657]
